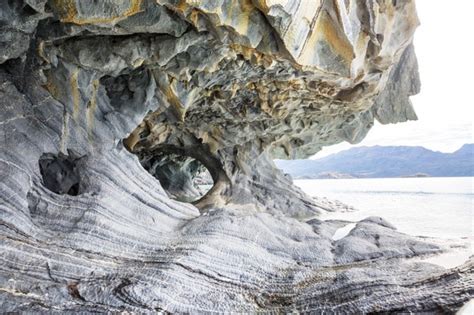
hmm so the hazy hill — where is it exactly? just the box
[275,144,474,179]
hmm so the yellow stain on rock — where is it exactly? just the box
[123,129,141,151]
[252,0,269,12]
[37,41,49,63]
[52,0,143,25]
[233,0,253,37]
[175,0,253,39]
[43,73,60,100]
[70,69,80,121]
[175,0,190,13]
[229,44,273,67]
[208,128,223,154]
[123,121,146,151]
[87,79,99,141]
[320,13,354,63]
[298,9,354,71]
[164,85,186,122]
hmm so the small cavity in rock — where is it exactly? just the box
[38,150,85,196]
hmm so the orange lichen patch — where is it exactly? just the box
[298,9,354,70]
[52,0,143,25]
[70,69,80,121]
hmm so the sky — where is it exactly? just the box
[313,0,474,159]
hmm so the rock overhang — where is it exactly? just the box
[1,0,422,214]
[28,0,419,155]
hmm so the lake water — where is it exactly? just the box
[295,177,473,239]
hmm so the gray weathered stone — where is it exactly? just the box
[1,0,472,313]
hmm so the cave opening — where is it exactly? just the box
[38,151,85,196]
[139,150,215,203]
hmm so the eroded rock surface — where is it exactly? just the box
[1,0,472,313]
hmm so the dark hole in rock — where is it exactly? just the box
[139,151,214,203]
[21,3,37,16]
[38,150,85,196]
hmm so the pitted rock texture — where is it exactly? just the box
[1,0,473,313]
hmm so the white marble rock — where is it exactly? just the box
[0,0,472,313]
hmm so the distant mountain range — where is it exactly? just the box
[275,144,474,179]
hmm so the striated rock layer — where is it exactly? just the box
[0,0,472,313]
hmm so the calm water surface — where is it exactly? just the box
[295,177,473,239]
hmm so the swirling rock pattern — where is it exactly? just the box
[0,0,472,313]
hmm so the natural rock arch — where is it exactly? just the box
[135,144,223,205]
